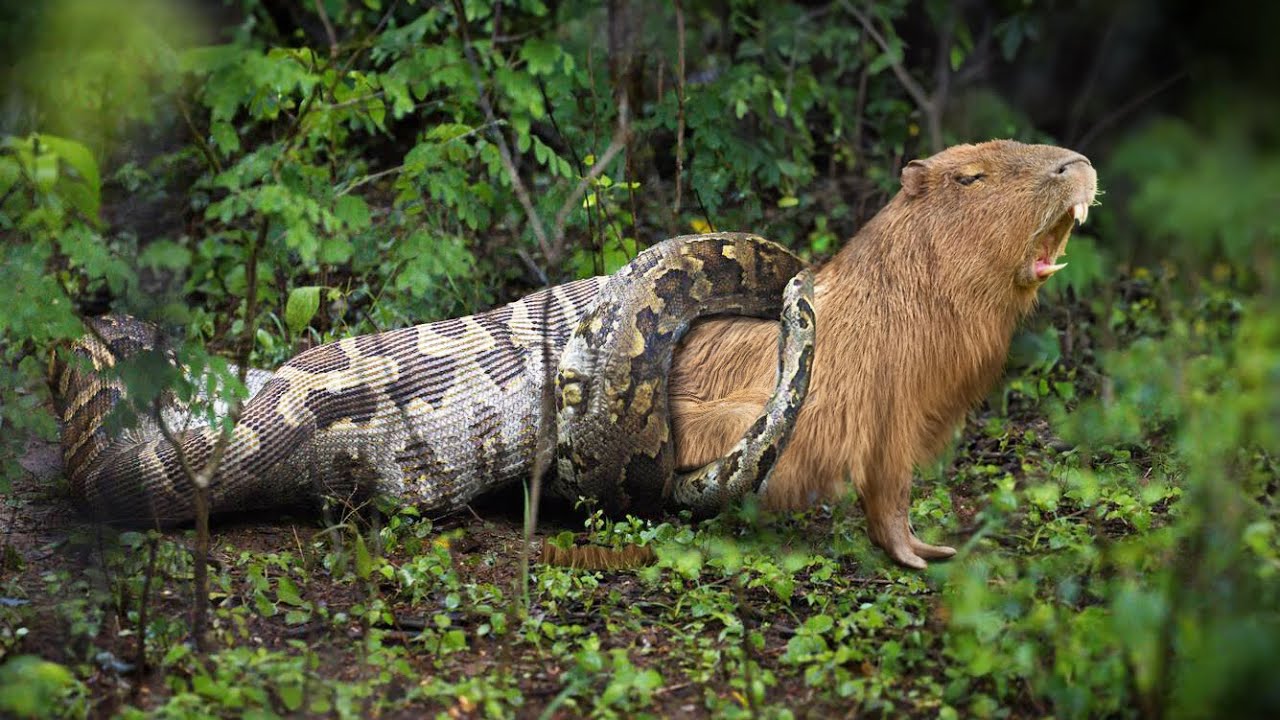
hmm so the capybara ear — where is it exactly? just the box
[900,159,930,197]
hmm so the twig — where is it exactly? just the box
[550,97,630,247]
[176,95,223,174]
[313,0,339,59]
[335,165,403,197]
[150,217,266,650]
[930,4,955,151]
[452,0,553,263]
[1076,70,1186,152]
[1066,18,1118,145]
[844,0,942,152]
[134,532,160,673]
[282,0,401,159]
[673,0,687,214]
[516,248,550,286]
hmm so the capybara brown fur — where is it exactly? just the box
[669,140,1098,568]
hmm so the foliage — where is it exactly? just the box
[0,0,1277,718]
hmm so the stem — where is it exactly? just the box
[313,0,339,58]
[134,533,160,673]
[188,218,265,651]
[673,0,687,215]
[844,1,942,152]
[452,0,555,263]
[550,98,630,247]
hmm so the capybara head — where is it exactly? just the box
[896,140,1098,302]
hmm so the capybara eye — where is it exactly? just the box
[955,173,985,186]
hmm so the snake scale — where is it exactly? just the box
[51,233,815,527]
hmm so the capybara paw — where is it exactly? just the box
[909,536,956,560]
[884,543,929,570]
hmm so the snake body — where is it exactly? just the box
[51,233,814,526]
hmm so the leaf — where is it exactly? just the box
[210,121,240,155]
[38,134,100,197]
[804,613,835,634]
[276,576,304,606]
[1008,326,1061,370]
[1043,235,1107,296]
[278,682,303,711]
[0,656,79,718]
[33,151,58,192]
[285,286,321,336]
[139,240,192,270]
[354,532,372,580]
[519,38,560,76]
[0,156,19,198]
[334,194,372,231]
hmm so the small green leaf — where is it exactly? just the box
[354,532,372,580]
[285,285,321,336]
[804,613,835,634]
[38,134,100,197]
[139,240,192,270]
[33,152,58,191]
[771,89,788,117]
[278,682,303,711]
[519,38,560,76]
[276,576,304,606]
[0,156,19,197]
[334,194,371,231]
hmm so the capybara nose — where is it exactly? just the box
[1055,154,1091,175]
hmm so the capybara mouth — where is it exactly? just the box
[1031,202,1089,281]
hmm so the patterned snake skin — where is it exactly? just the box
[51,233,814,526]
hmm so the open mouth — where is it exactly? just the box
[1032,202,1089,281]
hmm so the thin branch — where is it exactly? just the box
[133,533,160,673]
[1066,18,1119,146]
[551,98,630,251]
[335,116,506,198]
[313,0,339,59]
[176,95,223,175]
[844,0,941,152]
[1077,70,1186,151]
[336,165,403,197]
[845,2,931,112]
[930,4,955,151]
[673,0,687,215]
[516,248,550,286]
[282,0,401,159]
[452,0,553,264]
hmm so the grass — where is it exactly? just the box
[0,275,1255,719]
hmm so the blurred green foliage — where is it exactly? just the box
[0,0,1277,717]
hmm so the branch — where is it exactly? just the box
[550,97,630,254]
[845,2,932,113]
[176,95,223,175]
[452,0,553,263]
[930,4,955,152]
[313,0,339,59]
[844,0,941,152]
[282,0,401,159]
[673,0,687,214]
[1076,70,1186,151]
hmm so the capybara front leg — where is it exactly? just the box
[861,468,955,569]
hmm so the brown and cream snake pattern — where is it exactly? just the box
[51,233,815,527]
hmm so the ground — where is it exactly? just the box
[2,296,1185,719]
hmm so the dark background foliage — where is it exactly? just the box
[0,1,1276,717]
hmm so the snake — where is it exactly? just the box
[49,232,815,529]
